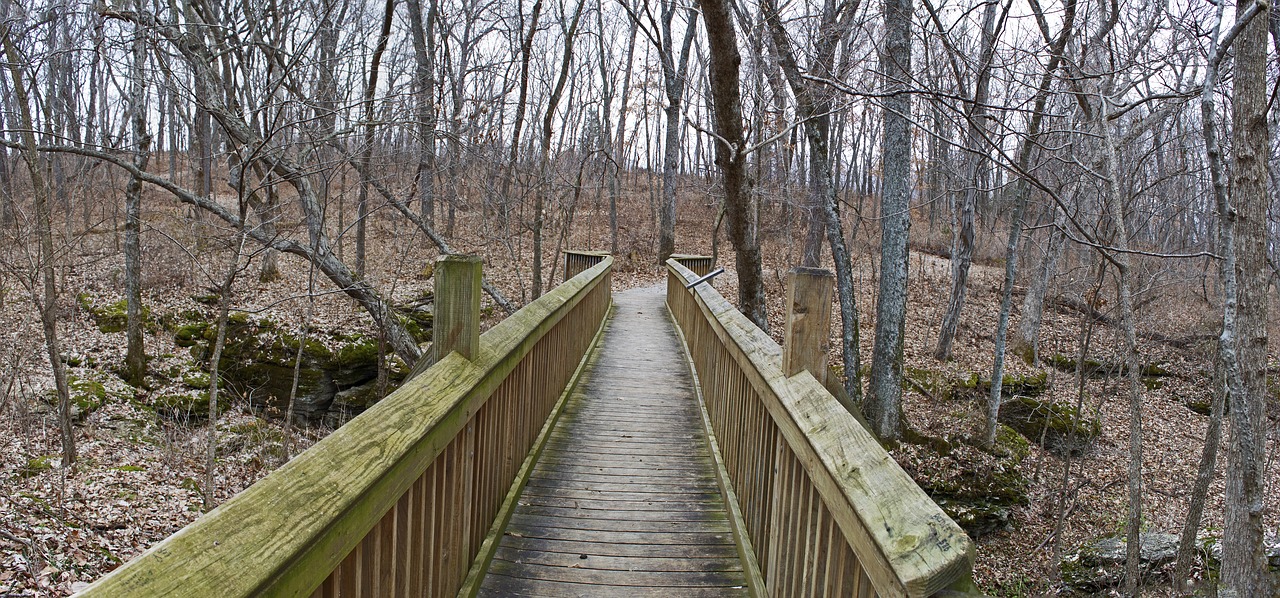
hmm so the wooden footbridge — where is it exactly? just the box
[78,254,975,597]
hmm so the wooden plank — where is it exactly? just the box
[480,287,749,596]
[486,559,748,587]
[512,504,730,523]
[480,573,749,598]
[497,536,743,559]
[493,547,743,572]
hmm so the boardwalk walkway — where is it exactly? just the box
[479,287,749,597]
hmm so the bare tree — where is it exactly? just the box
[699,0,769,332]
[123,1,150,386]
[2,22,75,466]
[1221,0,1271,594]
[866,0,912,441]
[762,0,864,404]
[986,0,1075,447]
[928,0,1009,362]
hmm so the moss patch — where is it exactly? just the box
[178,314,404,423]
[78,294,152,334]
[895,425,1029,539]
[153,390,227,422]
[998,396,1099,456]
[19,455,58,478]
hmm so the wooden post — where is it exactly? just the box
[671,254,715,277]
[563,250,609,281]
[432,254,482,363]
[782,267,834,384]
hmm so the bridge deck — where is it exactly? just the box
[479,287,749,597]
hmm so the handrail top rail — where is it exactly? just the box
[665,258,974,598]
[77,257,614,598]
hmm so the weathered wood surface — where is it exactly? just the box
[479,287,750,596]
[666,260,975,598]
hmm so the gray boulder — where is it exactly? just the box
[1060,532,1179,591]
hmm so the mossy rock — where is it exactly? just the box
[182,317,404,424]
[991,371,1048,397]
[69,376,108,411]
[904,368,1047,402]
[903,367,955,400]
[1060,533,1178,591]
[182,371,211,389]
[999,396,1099,456]
[1045,354,1169,380]
[153,390,228,422]
[78,294,152,334]
[174,322,210,347]
[898,426,1029,539]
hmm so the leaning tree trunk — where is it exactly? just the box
[355,0,397,279]
[1176,3,1237,589]
[761,0,861,403]
[699,0,768,332]
[987,0,1074,447]
[935,0,1003,361]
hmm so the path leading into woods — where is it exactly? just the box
[478,287,750,597]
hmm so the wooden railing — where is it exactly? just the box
[666,259,973,598]
[78,256,613,598]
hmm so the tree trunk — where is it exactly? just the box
[1014,206,1065,361]
[1222,1,1270,594]
[867,0,913,441]
[124,7,151,386]
[935,0,1005,361]
[204,227,248,511]
[406,0,438,226]
[658,6,697,265]
[699,0,768,332]
[355,0,397,279]
[762,0,861,405]
[987,0,1074,446]
[1099,89,1146,598]
[1175,5,1234,591]
[3,27,74,465]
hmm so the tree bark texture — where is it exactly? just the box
[867,0,912,441]
[1222,1,1271,594]
[699,0,769,333]
[124,8,151,386]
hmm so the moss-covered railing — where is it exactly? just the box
[78,256,613,597]
[666,259,973,598]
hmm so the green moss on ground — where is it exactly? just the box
[78,294,152,334]
[999,396,1100,456]
[896,424,1030,539]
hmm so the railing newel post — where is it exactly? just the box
[782,267,835,385]
[433,254,483,363]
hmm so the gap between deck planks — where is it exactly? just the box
[478,286,750,597]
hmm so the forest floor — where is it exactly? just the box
[0,187,1277,596]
